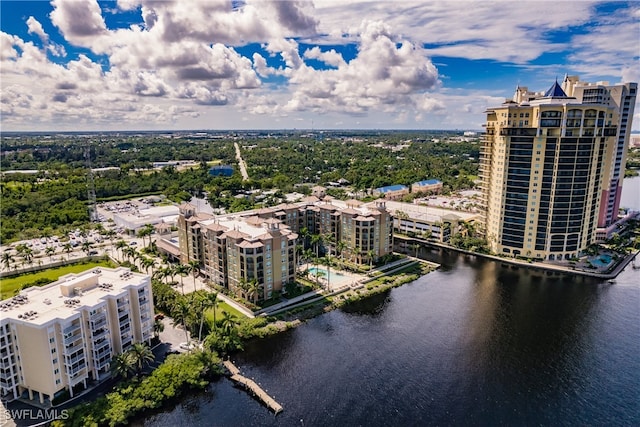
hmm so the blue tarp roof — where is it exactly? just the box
[376,184,408,192]
[414,179,441,186]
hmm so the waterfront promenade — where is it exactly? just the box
[395,235,639,280]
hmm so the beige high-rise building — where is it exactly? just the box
[0,267,153,404]
[562,76,637,229]
[480,80,620,260]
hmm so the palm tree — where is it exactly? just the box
[198,292,218,342]
[153,318,165,339]
[219,311,237,337]
[22,247,33,266]
[2,252,13,271]
[115,240,128,261]
[188,260,200,292]
[128,343,155,376]
[367,249,376,270]
[336,240,347,263]
[140,256,157,275]
[353,246,362,265]
[172,299,192,343]
[81,241,93,256]
[303,248,314,273]
[110,352,135,380]
[45,246,55,261]
[247,278,261,303]
[311,234,322,260]
[174,264,190,294]
[63,243,73,260]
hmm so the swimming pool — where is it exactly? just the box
[308,267,353,286]
[591,254,613,268]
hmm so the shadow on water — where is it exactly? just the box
[339,289,391,316]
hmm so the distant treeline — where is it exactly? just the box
[1,133,479,243]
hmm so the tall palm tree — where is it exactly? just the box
[115,239,128,261]
[63,243,73,260]
[336,240,347,263]
[140,256,157,275]
[219,311,237,337]
[2,252,14,271]
[128,343,155,376]
[303,248,314,274]
[247,278,261,303]
[153,318,165,339]
[45,246,55,261]
[81,241,93,256]
[367,249,376,270]
[198,292,218,342]
[353,246,362,265]
[174,264,190,294]
[110,352,134,380]
[172,299,191,343]
[188,260,200,292]
[22,247,33,266]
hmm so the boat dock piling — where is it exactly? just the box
[223,360,283,414]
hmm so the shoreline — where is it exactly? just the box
[394,235,639,280]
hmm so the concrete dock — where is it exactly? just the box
[224,360,283,414]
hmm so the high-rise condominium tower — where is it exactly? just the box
[479,80,623,261]
[562,76,637,229]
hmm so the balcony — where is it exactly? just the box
[63,323,81,336]
[65,342,85,355]
[92,318,107,329]
[65,354,86,367]
[64,333,83,346]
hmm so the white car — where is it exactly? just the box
[178,342,199,351]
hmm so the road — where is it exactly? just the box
[234,142,249,181]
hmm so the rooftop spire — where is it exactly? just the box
[543,79,568,98]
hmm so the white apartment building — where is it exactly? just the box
[0,267,153,405]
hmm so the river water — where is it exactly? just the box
[141,178,640,426]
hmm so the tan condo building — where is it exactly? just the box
[177,198,394,300]
[480,80,621,261]
[0,267,153,404]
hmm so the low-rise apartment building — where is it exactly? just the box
[0,267,153,405]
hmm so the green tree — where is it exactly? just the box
[188,260,200,292]
[174,264,190,294]
[110,352,135,380]
[2,252,14,271]
[153,318,165,339]
[115,240,128,262]
[45,246,56,261]
[128,343,155,377]
[198,292,218,342]
[63,243,73,260]
[172,298,192,343]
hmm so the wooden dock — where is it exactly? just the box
[224,360,283,414]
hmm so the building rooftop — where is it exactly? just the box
[375,184,408,193]
[414,179,441,186]
[384,200,479,223]
[0,267,148,327]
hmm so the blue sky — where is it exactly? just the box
[1,0,638,131]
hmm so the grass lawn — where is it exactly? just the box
[205,301,245,324]
[0,260,116,300]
